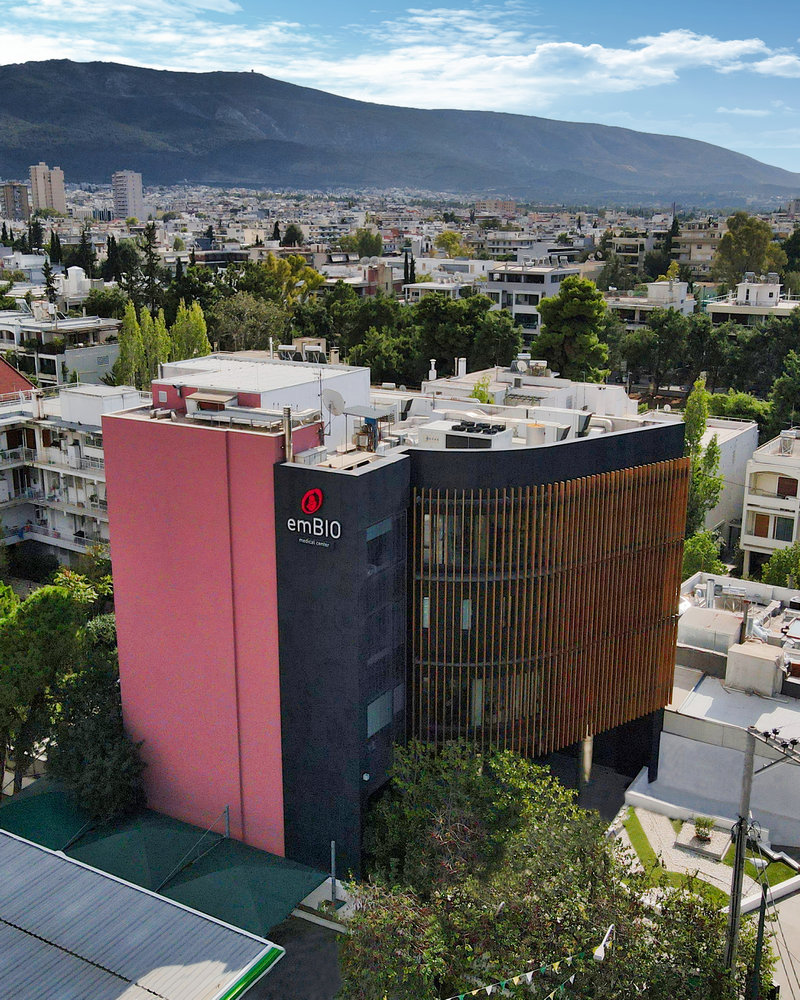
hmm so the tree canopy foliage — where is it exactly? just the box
[341,741,771,1000]
[711,212,788,286]
[535,276,609,381]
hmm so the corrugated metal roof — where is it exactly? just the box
[0,832,284,1000]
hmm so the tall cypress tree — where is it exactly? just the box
[117,301,144,388]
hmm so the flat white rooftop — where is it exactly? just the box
[680,675,800,740]
[159,354,367,395]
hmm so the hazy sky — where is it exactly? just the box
[2,0,799,171]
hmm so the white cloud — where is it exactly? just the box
[717,106,771,116]
[0,3,799,118]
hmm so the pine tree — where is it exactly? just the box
[1,222,7,246]
[117,301,144,388]
[42,260,57,304]
[174,256,183,282]
[403,251,409,283]
[409,255,416,282]
[272,221,281,242]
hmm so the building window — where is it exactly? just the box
[753,512,769,538]
[777,477,798,499]
[158,391,167,403]
[367,690,393,738]
[422,596,430,628]
[774,516,794,542]
[461,598,472,630]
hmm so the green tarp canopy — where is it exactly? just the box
[0,780,328,938]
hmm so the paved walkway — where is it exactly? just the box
[633,808,759,896]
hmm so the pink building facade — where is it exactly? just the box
[103,408,320,855]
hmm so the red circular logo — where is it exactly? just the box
[301,488,324,515]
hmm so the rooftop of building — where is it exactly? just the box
[158,353,366,395]
[753,429,800,460]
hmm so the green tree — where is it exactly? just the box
[434,230,469,258]
[170,300,211,361]
[116,300,143,388]
[708,390,772,442]
[762,540,800,587]
[83,288,128,319]
[344,741,771,1000]
[47,230,62,263]
[139,307,171,389]
[783,225,800,272]
[47,656,146,824]
[683,530,726,578]
[684,376,724,537]
[208,291,288,352]
[340,228,383,258]
[281,223,304,247]
[712,212,788,286]
[272,221,281,242]
[470,305,522,370]
[535,275,609,381]
[139,222,164,312]
[348,327,423,386]
[0,586,84,794]
[595,253,636,291]
[42,259,56,304]
[172,236,185,251]
[69,227,96,277]
[768,349,800,435]
[619,308,688,394]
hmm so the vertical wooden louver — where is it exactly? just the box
[409,458,690,756]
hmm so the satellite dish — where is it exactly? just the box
[513,359,528,373]
[322,388,346,416]
[369,256,380,266]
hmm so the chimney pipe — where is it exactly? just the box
[739,600,751,644]
[283,405,293,462]
[429,359,437,381]
[706,577,715,610]
[458,357,467,377]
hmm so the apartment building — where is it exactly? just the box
[111,171,144,221]
[103,351,687,875]
[484,259,580,343]
[604,280,694,330]
[0,383,143,562]
[0,303,121,386]
[741,430,800,576]
[706,275,799,327]
[28,163,66,215]
[671,218,727,278]
[611,231,657,271]
[1,183,30,223]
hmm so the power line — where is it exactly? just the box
[752,840,800,1000]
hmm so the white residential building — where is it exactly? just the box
[605,281,695,330]
[28,163,66,215]
[741,430,800,576]
[0,303,121,386]
[484,259,580,343]
[111,170,144,221]
[0,384,145,562]
[706,275,799,327]
[646,410,759,548]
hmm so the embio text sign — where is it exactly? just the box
[288,489,341,547]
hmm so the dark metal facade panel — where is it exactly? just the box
[410,458,690,756]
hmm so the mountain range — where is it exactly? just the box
[1,60,798,205]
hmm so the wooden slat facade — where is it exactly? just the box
[409,457,690,756]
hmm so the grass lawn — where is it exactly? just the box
[623,808,728,907]
[721,845,798,887]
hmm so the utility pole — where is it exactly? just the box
[749,882,768,1000]
[725,728,756,971]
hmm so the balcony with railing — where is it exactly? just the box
[0,447,36,468]
[1,522,104,551]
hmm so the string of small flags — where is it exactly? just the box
[442,950,585,1000]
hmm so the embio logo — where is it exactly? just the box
[300,488,324,515]
[288,487,341,545]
